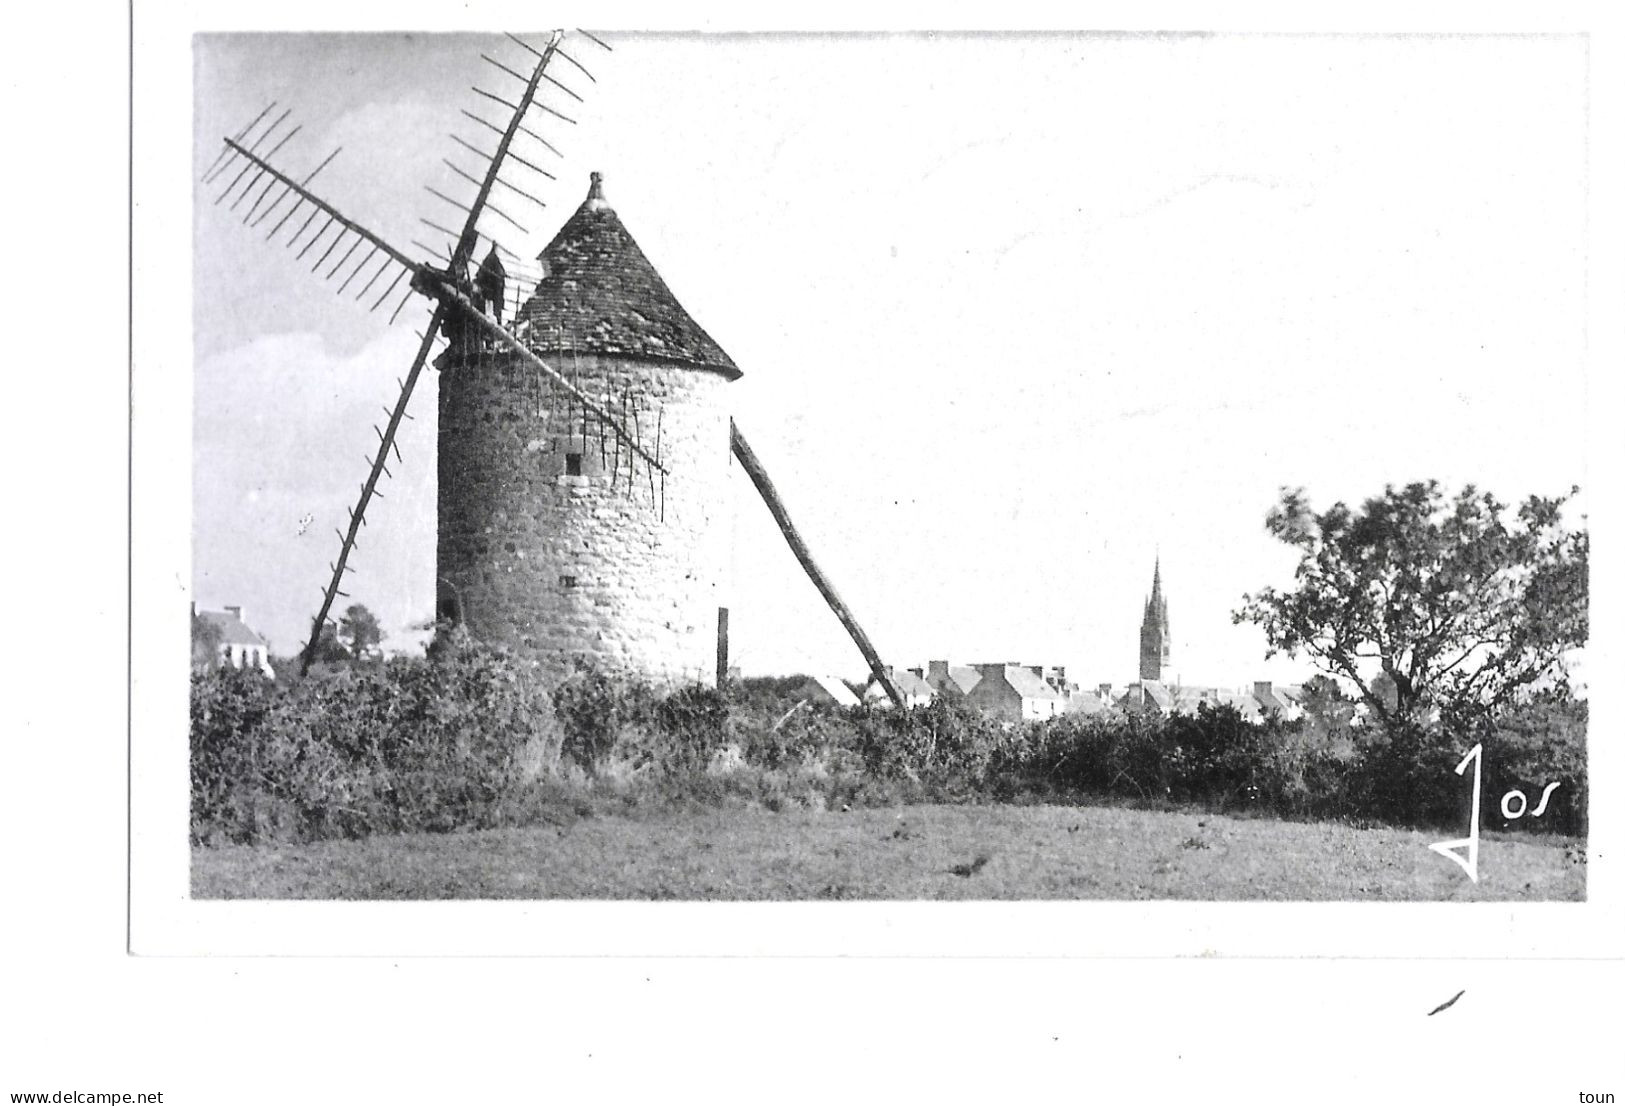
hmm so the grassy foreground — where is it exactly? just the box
[192,801,1585,901]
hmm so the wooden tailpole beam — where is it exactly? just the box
[729,420,904,709]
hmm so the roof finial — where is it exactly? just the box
[584,170,612,213]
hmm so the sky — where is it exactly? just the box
[192,31,1589,687]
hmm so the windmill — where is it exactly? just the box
[202,31,904,706]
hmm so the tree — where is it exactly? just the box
[1235,481,1587,734]
[338,603,385,661]
[305,621,353,667]
[1295,673,1358,748]
[190,608,223,672]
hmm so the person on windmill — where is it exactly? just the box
[475,244,507,325]
[420,250,494,359]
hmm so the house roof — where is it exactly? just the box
[1065,690,1110,715]
[808,675,862,708]
[1182,689,1265,721]
[904,671,936,698]
[1273,684,1305,711]
[198,609,266,648]
[1000,667,1062,701]
[515,173,741,378]
[1254,688,1296,716]
[938,666,982,695]
[1128,680,1174,711]
[863,668,936,703]
[1122,682,1304,722]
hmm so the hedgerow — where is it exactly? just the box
[191,640,557,844]
[191,653,1588,845]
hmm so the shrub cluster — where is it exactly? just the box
[192,652,1588,845]
[191,640,558,844]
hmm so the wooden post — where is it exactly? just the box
[729,420,905,708]
[717,606,730,689]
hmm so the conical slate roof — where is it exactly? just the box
[516,172,740,379]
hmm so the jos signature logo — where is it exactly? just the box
[1430,743,1563,883]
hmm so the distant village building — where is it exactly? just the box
[1065,684,1114,716]
[1118,680,1303,723]
[966,664,1064,723]
[794,675,863,708]
[920,659,1105,717]
[1251,681,1302,719]
[1118,559,1305,720]
[926,660,982,698]
[861,667,936,708]
[896,559,1303,724]
[197,605,275,677]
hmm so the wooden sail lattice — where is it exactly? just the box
[203,31,904,705]
[205,30,641,674]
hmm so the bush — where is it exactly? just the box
[1345,720,1466,830]
[734,697,858,773]
[654,685,733,774]
[190,664,286,842]
[193,643,1589,845]
[996,698,1586,833]
[1249,723,1355,821]
[849,697,1008,789]
[1483,699,1587,836]
[550,661,657,776]
[191,641,557,844]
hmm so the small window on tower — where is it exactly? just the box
[565,452,583,476]
[560,575,578,589]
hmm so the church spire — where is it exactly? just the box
[1138,555,1170,682]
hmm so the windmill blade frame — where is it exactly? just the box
[205,31,906,701]
[294,31,577,673]
[447,31,564,270]
[301,305,448,673]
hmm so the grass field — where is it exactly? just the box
[192,801,1585,900]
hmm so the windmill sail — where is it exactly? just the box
[205,30,622,674]
[205,31,904,700]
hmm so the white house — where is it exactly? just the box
[1117,679,1303,722]
[197,605,276,678]
[861,666,937,709]
[804,674,863,708]
[966,664,1065,723]
[1064,684,1116,716]
[925,660,982,698]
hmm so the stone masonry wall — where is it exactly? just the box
[437,350,734,691]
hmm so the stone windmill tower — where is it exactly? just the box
[201,32,905,703]
[436,172,740,688]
